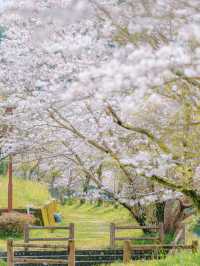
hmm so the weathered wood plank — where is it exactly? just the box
[116,225,159,230]
[28,237,69,241]
[159,223,164,244]
[68,240,75,266]
[24,224,29,252]
[14,258,68,264]
[13,243,68,249]
[7,239,14,266]
[115,237,159,241]
[69,223,75,240]
[123,241,131,264]
[110,223,115,248]
[28,225,70,230]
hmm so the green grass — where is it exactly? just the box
[106,251,200,265]
[0,176,51,249]
[0,261,6,266]
[59,201,141,249]
[0,176,142,250]
[0,202,142,250]
[1,177,200,266]
[0,176,51,208]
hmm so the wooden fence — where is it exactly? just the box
[24,223,74,244]
[5,239,200,266]
[6,224,76,265]
[123,240,199,264]
[7,239,75,266]
[110,223,164,248]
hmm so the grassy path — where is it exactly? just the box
[0,201,142,250]
[0,177,141,250]
[60,202,142,249]
[0,177,199,265]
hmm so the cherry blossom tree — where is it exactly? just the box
[1,0,200,233]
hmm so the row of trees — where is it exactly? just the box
[0,0,200,233]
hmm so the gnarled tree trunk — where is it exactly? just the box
[164,198,193,234]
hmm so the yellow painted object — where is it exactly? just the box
[47,201,56,226]
[41,199,59,226]
[41,205,49,226]
[52,199,59,214]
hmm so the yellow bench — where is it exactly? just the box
[41,199,59,226]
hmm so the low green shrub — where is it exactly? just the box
[0,212,35,237]
[103,251,200,265]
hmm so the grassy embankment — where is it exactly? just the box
[0,176,141,250]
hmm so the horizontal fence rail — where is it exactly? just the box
[24,223,75,244]
[28,225,71,229]
[6,224,76,266]
[123,240,199,264]
[2,222,198,265]
[7,239,75,266]
[110,223,164,248]
[13,243,68,249]
[3,241,199,266]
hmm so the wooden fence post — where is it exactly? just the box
[192,240,198,253]
[181,224,186,244]
[68,240,75,266]
[110,223,115,248]
[24,224,29,251]
[69,223,75,240]
[159,223,164,244]
[123,240,132,264]
[7,239,14,266]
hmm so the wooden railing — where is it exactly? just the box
[24,223,74,243]
[7,239,75,266]
[7,224,76,265]
[123,240,199,264]
[110,223,164,248]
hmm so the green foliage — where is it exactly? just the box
[155,203,165,223]
[0,161,8,175]
[191,217,200,237]
[65,197,76,205]
[105,252,200,265]
[113,26,167,49]
[0,260,6,266]
[164,232,175,244]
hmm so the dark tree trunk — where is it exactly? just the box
[118,202,150,233]
[80,174,91,204]
[155,202,165,223]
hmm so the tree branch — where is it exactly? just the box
[49,108,134,183]
[149,174,200,210]
[106,104,172,154]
